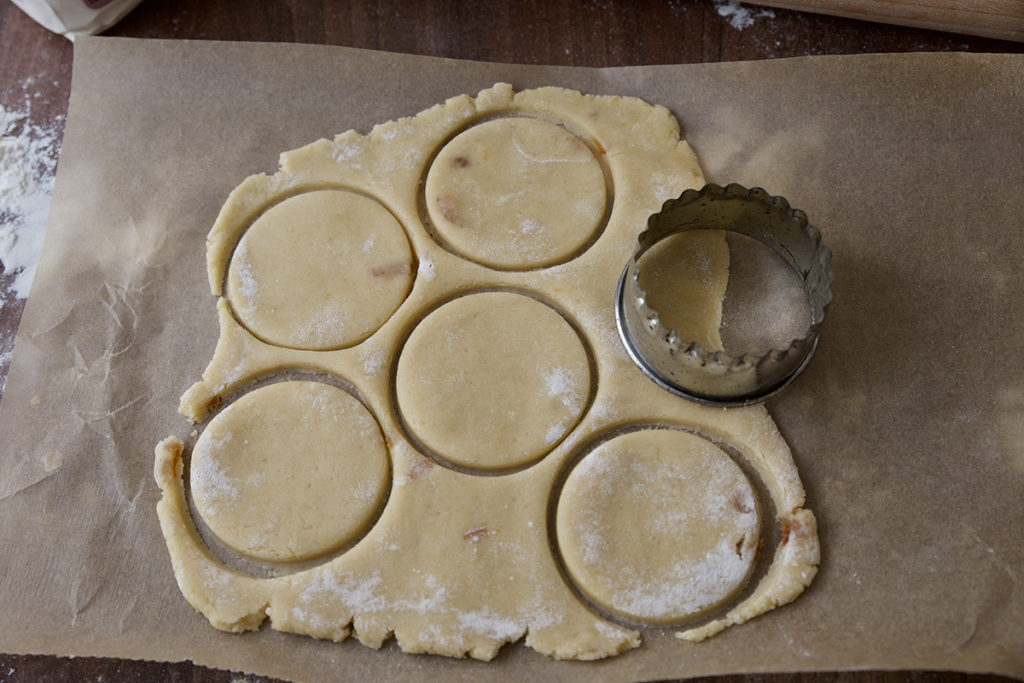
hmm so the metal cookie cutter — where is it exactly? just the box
[615,183,833,406]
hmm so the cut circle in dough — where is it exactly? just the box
[424,117,607,269]
[190,380,390,562]
[227,189,414,350]
[395,291,591,471]
[556,429,759,625]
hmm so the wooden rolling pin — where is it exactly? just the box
[754,0,1024,42]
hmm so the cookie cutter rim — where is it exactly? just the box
[615,183,834,407]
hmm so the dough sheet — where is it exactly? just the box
[155,83,818,662]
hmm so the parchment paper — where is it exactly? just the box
[0,38,1021,681]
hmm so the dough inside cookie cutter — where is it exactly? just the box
[616,183,833,406]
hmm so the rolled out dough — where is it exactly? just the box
[395,291,591,471]
[424,117,607,269]
[156,83,819,662]
[556,429,759,624]
[190,381,389,562]
[226,189,414,350]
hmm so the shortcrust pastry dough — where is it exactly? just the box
[557,429,759,624]
[425,117,606,269]
[396,291,590,470]
[190,381,389,562]
[226,189,413,350]
[156,83,819,661]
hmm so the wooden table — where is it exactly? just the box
[1,1,1021,681]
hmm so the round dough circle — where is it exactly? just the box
[556,429,759,624]
[424,117,606,269]
[227,189,414,350]
[190,381,390,562]
[396,291,591,471]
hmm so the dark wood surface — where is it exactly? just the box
[1,1,1021,681]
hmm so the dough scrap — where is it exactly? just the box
[156,83,819,662]
[190,381,389,562]
[556,429,759,624]
[396,291,591,470]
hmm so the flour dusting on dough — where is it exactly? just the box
[190,434,238,515]
[418,258,436,281]
[458,609,525,640]
[545,366,583,410]
[291,304,347,348]
[559,430,760,623]
[361,347,387,376]
[611,537,753,619]
[229,240,259,319]
[332,138,365,164]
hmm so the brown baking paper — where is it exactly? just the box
[0,38,1022,681]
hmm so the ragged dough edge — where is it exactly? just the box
[177,299,330,424]
[675,508,819,642]
[179,299,269,422]
[155,435,641,660]
[154,437,271,632]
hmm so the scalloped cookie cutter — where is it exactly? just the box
[615,183,834,407]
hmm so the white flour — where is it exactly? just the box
[0,99,62,303]
[714,0,775,30]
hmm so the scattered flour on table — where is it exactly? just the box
[714,0,775,30]
[0,100,62,303]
